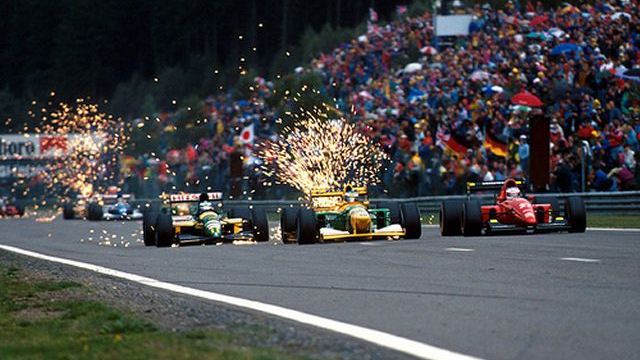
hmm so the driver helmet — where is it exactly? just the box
[506,186,521,199]
[198,193,213,212]
[199,201,214,212]
[344,190,358,203]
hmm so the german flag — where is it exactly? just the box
[437,132,468,155]
[484,131,507,157]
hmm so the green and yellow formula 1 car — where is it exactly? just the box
[280,186,422,245]
[142,192,268,247]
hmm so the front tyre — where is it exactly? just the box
[251,208,269,242]
[401,203,421,239]
[143,210,158,246]
[461,199,483,237]
[440,200,463,236]
[565,197,586,233]
[63,204,75,219]
[155,212,175,247]
[296,208,318,245]
[280,207,297,244]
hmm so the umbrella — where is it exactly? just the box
[526,32,550,41]
[482,85,504,94]
[548,27,566,38]
[470,70,490,81]
[560,4,579,14]
[420,46,438,55]
[512,105,532,113]
[358,90,374,100]
[529,15,548,27]
[404,62,423,73]
[550,43,580,56]
[511,91,543,107]
[624,68,640,77]
[612,12,631,20]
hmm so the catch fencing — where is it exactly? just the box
[132,191,640,215]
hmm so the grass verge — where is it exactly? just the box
[0,264,302,360]
[585,214,640,229]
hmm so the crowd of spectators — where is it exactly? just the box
[123,0,640,199]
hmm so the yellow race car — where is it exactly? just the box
[142,192,268,247]
[280,185,421,244]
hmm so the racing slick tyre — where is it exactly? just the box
[230,207,253,232]
[63,204,75,219]
[401,203,422,239]
[377,201,401,225]
[280,207,298,244]
[461,199,483,237]
[143,201,161,214]
[565,197,586,233]
[251,208,269,242]
[155,212,175,247]
[535,196,560,222]
[440,200,463,236]
[142,210,158,247]
[296,208,318,245]
[87,203,103,221]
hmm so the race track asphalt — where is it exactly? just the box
[0,217,638,360]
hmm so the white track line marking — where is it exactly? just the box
[445,248,475,252]
[587,227,640,232]
[560,257,601,263]
[0,244,481,360]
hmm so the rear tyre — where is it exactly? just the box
[63,204,75,219]
[251,208,269,242]
[401,203,422,239]
[229,207,253,232]
[296,208,318,245]
[143,210,158,246]
[378,201,401,225]
[155,212,174,247]
[144,201,161,215]
[280,207,298,244]
[535,196,560,221]
[15,204,24,217]
[88,203,103,221]
[440,200,463,236]
[461,199,483,237]
[565,197,586,233]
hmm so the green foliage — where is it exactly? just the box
[0,264,304,360]
[408,0,434,17]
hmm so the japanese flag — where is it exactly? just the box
[239,124,254,144]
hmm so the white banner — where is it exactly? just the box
[435,15,473,37]
[0,134,104,160]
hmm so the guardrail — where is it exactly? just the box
[131,191,640,214]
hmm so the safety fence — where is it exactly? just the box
[131,191,640,215]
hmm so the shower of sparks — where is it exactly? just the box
[37,99,127,198]
[258,111,388,197]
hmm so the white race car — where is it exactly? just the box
[63,194,142,221]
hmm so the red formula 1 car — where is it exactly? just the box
[440,179,586,236]
[0,197,25,217]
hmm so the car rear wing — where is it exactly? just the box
[76,193,133,204]
[164,192,223,204]
[466,180,526,195]
[310,186,368,198]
